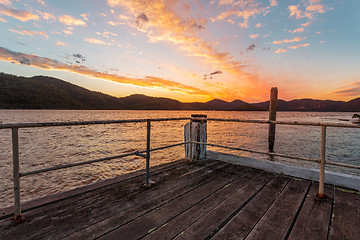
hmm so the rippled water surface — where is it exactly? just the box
[0,110,359,208]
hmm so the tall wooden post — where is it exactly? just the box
[268,87,278,152]
[185,114,207,160]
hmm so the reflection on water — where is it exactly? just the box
[0,110,359,208]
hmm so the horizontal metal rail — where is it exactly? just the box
[192,141,360,170]
[20,142,187,177]
[192,117,360,128]
[0,117,189,129]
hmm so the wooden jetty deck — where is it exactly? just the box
[1,159,359,240]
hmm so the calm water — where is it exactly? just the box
[0,110,359,208]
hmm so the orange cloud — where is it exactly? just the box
[270,0,277,7]
[290,27,304,33]
[274,48,287,54]
[0,5,39,21]
[273,37,306,44]
[8,27,48,38]
[107,0,272,100]
[288,43,310,49]
[39,12,56,21]
[211,0,266,28]
[288,0,326,20]
[0,17,6,22]
[85,38,112,46]
[249,34,258,39]
[0,46,212,97]
[0,0,11,5]
[56,41,67,46]
[332,81,360,97]
[58,15,86,26]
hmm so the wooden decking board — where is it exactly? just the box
[173,172,276,240]
[98,164,247,240]
[0,159,359,240]
[288,184,334,240]
[244,178,311,240]
[0,159,187,220]
[328,187,360,240]
[212,174,291,240]
[63,162,236,239]
[1,160,225,239]
[142,168,266,240]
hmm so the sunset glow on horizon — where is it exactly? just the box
[0,0,359,103]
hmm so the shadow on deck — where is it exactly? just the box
[0,159,359,240]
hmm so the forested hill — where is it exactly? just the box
[1,72,360,111]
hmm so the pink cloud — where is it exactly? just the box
[58,15,86,26]
[273,37,306,44]
[274,48,287,54]
[0,5,39,21]
[8,26,48,38]
[288,43,310,49]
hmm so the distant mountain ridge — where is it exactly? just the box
[1,72,360,111]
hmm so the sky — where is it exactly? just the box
[0,0,360,103]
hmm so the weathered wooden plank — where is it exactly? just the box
[328,187,360,240]
[212,174,290,240]
[0,160,226,239]
[173,172,276,240]
[244,178,311,240]
[143,168,268,240]
[288,184,334,240]
[63,161,234,239]
[0,159,186,220]
[98,164,246,240]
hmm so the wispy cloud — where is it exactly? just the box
[107,0,271,99]
[37,0,45,6]
[56,41,67,46]
[249,34,258,39]
[8,26,48,38]
[0,4,39,21]
[58,15,86,26]
[0,16,7,22]
[85,38,112,46]
[333,81,360,97]
[211,0,269,28]
[288,43,310,49]
[274,48,287,54]
[273,37,306,44]
[38,11,56,21]
[288,0,326,20]
[289,27,304,34]
[0,46,212,97]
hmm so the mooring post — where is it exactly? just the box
[145,119,151,186]
[185,114,207,160]
[268,87,278,152]
[12,127,22,223]
[318,125,326,197]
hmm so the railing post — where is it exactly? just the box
[189,118,193,161]
[318,125,326,198]
[145,119,151,186]
[12,127,23,223]
[268,87,278,152]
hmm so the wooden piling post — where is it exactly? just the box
[268,87,278,152]
[318,125,326,198]
[145,119,151,186]
[185,114,207,160]
[12,127,23,223]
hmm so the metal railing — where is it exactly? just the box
[1,117,189,222]
[190,117,360,198]
[1,116,360,222]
